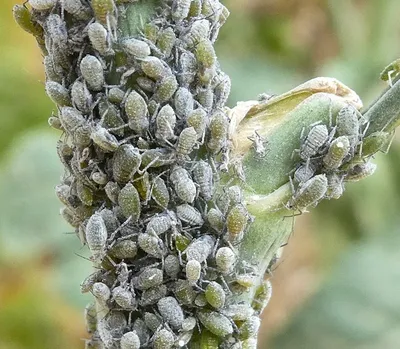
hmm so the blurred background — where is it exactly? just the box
[1,0,400,348]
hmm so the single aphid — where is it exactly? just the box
[62,0,92,21]
[80,270,102,293]
[144,312,162,333]
[188,0,202,17]
[80,55,105,91]
[325,173,345,200]
[48,115,63,130]
[112,286,135,309]
[140,284,168,306]
[215,247,236,274]
[336,105,361,148]
[157,296,184,330]
[143,22,159,43]
[124,90,149,135]
[136,268,163,290]
[176,127,197,158]
[226,204,248,240]
[380,58,400,86]
[213,71,231,108]
[112,144,141,183]
[360,131,393,158]
[221,304,255,321]
[208,110,229,153]
[300,124,329,161]
[91,125,119,152]
[45,14,68,49]
[205,281,226,309]
[174,87,194,119]
[108,87,125,105]
[29,0,57,11]
[177,50,197,87]
[88,22,112,55]
[185,259,201,285]
[182,19,210,48]
[122,38,151,59]
[120,331,141,349]
[198,65,217,87]
[345,162,377,182]
[187,108,207,139]
[293,162,316,184]
[91,0,114,24]
[153,328,175,349]
[176,203,204,226]
[289,174,328,211]
[184,235,215,263]
[76,180,94,206]
[238,316,261,341]
[323,135,351,170]
[151,176,170,208]
[108,240,137,259]
[98,99,125,136]
[141,148,175,168]
[105,181,120,204]
[173,280,196,306]
[196,87,214,111]
[43,55,62,83]
[92,282,111,304]
[118,183,141,221]
[164,254,181,279]
[133,319,150,346]
[195,38,216,69]
[141,56,168,80]
[172,0,191,22]
[155,104,177,141]
[157,27,176,58]
[133,171,151,201]
[252,279,272,313]
[136,76,156,92]
[207,208,225,233]
[13,5,44,39]
[71,80,92,114]
[154,75,179,103]
[192,161,213,200]
[85,213,108,260]
[197,310,233,338]
[137,232,164,258]
[146,214,172,236]
[170,166,197,203]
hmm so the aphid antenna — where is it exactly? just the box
[74,251,92,262]
[108,215,133,242]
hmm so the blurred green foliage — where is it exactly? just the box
[3,0,400,348]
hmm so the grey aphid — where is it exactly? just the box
[62,0,91,20]
[175,331,193,348]
[45,14,68,49]
[146,214,172,235]
[234,273,258,289]
[108,87,125,105]
[91,126,119,152]
[138,233,164,258]
[136,267,163,290]
[43,55,62,83]
[55,183,71,206]
[170,166,197,203]
[202,0,223,22]
[289,174,328,211]
[195,38,216,69]
[176,203,204,226]
[173,279,197,305]
[71,80,92,114]
[136,76,156,92]
[345,162,377,182]
[112,286,135,309]
[293,162,316,184]
[151,176,170,208]
[172,0,191,22]
[205,281,226,309]
[207,208,225,233]
[156,27,176,58]
[187,108,208,139]
[153,328,175,349]
[120,331,140,349]
[336,104,361,147]
[105,181,120,204]
[227,185,243,206]
[164,254,181,279]
[193,161,213,200]
[124,90,149,135]
[92,282,111,303]
[108,240,138,259]
[112,144,141,183]
[155,104,177,141]
[221,304,255,321]
[185,259,201,285]
[91,171,108,185]
[85,302,97,334]
[238,316,261,340]
[122,38,151,59]
[86,213,108,259]
[194,293,207,307]
[157,296,184,330]
[196,87,214,111]
[29,0,57,10]
[181,317,197,332]
[52,49,70,71]
[132,318,150,346]
[198,66,217,87]
[185,235,215,263]
[88,22,111,56]
[118,183,141,221]
[215,247,236,274]
[177,51,197,87]
[323,135,351,170]
[80,270,102,293]
[325,173,345,200]
[208,110,229,153]
[300,124,329,161]
[97,319,114,349]
[100,99,125,136]
[176,127,198,158]
[182,19,210,47]
[197,310,233,338]
[100,207,120,235]
[144,312,162,333]
[80,55,105,91]
[45,81,71,107]
[59,106,87,135]
[213,71,231,108]
[174,87,194,119]
[141,56,169,80]
[140,284,168,306]
[154,75,179,103]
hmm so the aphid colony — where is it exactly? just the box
[289,104,392,210]
[14,1,266,348]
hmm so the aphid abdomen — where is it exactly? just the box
[291,174,328,211]
[323,135,351,170]
[300,124,329,160]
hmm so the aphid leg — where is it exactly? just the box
[108,216,133,242]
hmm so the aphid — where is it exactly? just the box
[29,0,57,11]
[48,116,63,130]
[99,99,125,136]
[198,66,217,87]
[157,296,184,330]
[85,302,97,334]
[138,233,164,257]
[226,204,248,240]
[251,279,272,313]
[188,0,202,17]
[207,208,225,233]
[136,268,163,290]
[71,80,92,114]
[62,0,91,20]
[182,317,197,332]
[293,162,316,184]
[141,56,168,80]
[124,90,149,135]
[105,181,120,203]
[360,131,393,158]
[325,173,345,200]
[120,331,141,349]
[227,185,243,206]
[141,284,168,306]
[187,108,207,139]
[175,232,191,252]
[195,39,216,69]
[172,0,191,22]
[177,51,197,87]
[208,111,229,153]
[173,279,196,305]
[380,58,400,86]
[156,27,176,58]
[193,161,213,200]
[91,126,119,152]
[112,286,135,309]
[55,183,71,206]
[141,148,175,168]
[146,214,172,235]
[205,281,226,309]
[143,22,159,43]
[170,166,197,203]
[150,176,170,208]
[336,105,360,148]
[234,273,258,289]
[13,5,44,39]
[45,14,68,50]
[154,75,179,103]
[99,208,119,235]
[118,183,141,221]
[185,235,215,263]
[108,87,125,104]
[81,271,102,293]
[80,55,105,91]
[241,338,257,349]
[323,136,351,170]
[112,144,141,183]
[176,331,193,347]
[238,316,261,341]
[176,127,198,158]
[91,0,114,24]
[76,180,94,206]
[345,162,377,182]
[86,213,108,260]
[289,174,328,211]
[300,124,329,161]
[136,77,156,92]
[182,19,210,48]
[108,240,138,259]
[88,22,111,56]
[164,254,181,279]
[144,312,162,333]
[215,247,236,274]
[185,259,201,285]
[202,0,222,21]
[133,319,150,346]
[43,55,62,83]
[45,81,71,107]
[122,38,151,59]
[153,328,175,349]
[174,87,194,119]
[197,310,233,338]
[221,304,254,321]
[133,171,151,201]
[92,282,111,303]
[155,104,177,141]
[196,87,214,111]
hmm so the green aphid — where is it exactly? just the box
[76,180,94,206]
[205,281,226,309]
[118,183,141,221]
[197,310,233,338]
[199,329,219,349]
[195,39,216,69]
[13,5,44,41]
[91,0,114,24]
[150,176,170,208]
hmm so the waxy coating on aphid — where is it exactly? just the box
[208,111,229,152]
[154,75,179,103]
[146,214,172,235]
[88,22,111,56]
[92,282,111,303]
[205,281,226,309]
[112,144,141,183]
[193,160,213,200]
[300,124,329,160]
[118,183,141,221]
[323,135,351,170]
[141,56,168,80]
[108,87,125,105]
[63,0,91,21]
[80,55,105,91]
[105,181,120,203]
[170,166,197,203]
[85,302,97,334]
[207,208,225,233]
[197,310,233,338]
[99,99,125,136]
[86,212,108,258]
[252,280,273,314]
[125,90,149,134]
[151,176,170,208]
[336,105,361,147]
[138,233,164,258]
[120,331,141,349]
[185,235,215,263]
[183,19,210,47]
[71,81,92,114]
[153,329,174,349]
[289,174,328,211]
[157,296,184,330]
[293,163,315,184]
[196,87,214,111]
[226,204,248,239]
[155,104,177,141]
[176,203,204,225]
[122,38,151,59]
[112,286,135,309]
[215,247,236,274]
[91,0,114,24]
[195,39,216,69]
[345,162,377,182]
[172,0,191,22]
[187,108,207,138]
[133,318,150,346]
[176,127,197,158]
[185,259,201,285]
[156,27,176,58]
[144,312,162,333]
[91,126,119,152]
[141,148,175,168]
[140,284,167,306]
[108,240,138,259]
[174,87,194,119]
[164,254,181,279]
[136,268,163,290]
[325,173,345,200]
[45,14,68,50]
[45,81,71,107]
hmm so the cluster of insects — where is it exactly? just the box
[289,103,393,211]
[14,1,268,348]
